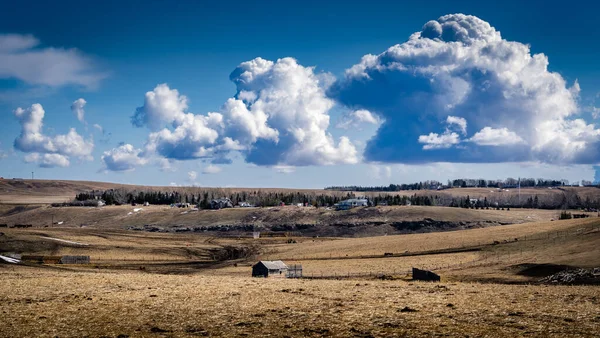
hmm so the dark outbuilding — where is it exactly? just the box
[252,260,288,278]
[412,267,441,282]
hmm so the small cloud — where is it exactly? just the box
[159,158,177,172]
[101,144,146,172]
[187,171,200,186]
[274,165,295,174]
[446,116,467,135]
[336,109,381,129]
[469,127,526,146]
[202,165,222,174]
[93,123,104,134]
[418,132,461,150]
[71,98,87,124]
[370,165,392,180]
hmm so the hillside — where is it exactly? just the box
[0,203,573,237]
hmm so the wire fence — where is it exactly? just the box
[258,221,600,263]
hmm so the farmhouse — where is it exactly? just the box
[252,260,288,278]
[336,198,369,210]
[211,198,233,209]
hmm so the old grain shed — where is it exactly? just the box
[252,260,288,278]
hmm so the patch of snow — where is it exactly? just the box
[42,237,88,246]
[133,208,144,212]
[0,255,20,264]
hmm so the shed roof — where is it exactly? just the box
[257,260,288,270]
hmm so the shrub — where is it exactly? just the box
[559,211,572,220]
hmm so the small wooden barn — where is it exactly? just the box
[252,260,288,278]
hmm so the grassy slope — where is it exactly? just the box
[0,204,565,231]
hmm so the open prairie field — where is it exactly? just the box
[1,267,599,337]
[1,188,599,336]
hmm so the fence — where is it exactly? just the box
[259,221,600,263]
[60,255,91,264]
[286,264,303,278]
[256,221,600,278]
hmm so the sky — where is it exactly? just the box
[0,0,599,188]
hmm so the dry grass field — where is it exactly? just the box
[0,267,598,337]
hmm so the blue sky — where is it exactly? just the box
[0,0,599,187]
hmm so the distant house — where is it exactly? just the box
[336,198,369,210]
[211,198,233,209]
[252,260,288,278]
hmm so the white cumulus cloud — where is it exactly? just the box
[469,127,525,146]
[115,57,358,171]
[13,103,94,167]
[101,144,146,172]
[334,13,600,164]
[418,132,461,150]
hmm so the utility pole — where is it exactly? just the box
[518,177,521,207]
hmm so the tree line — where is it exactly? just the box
[73,184,600,210]
[325,177,596,192]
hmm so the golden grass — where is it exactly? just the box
[271,218,599,259]
[0,267,598,337]
[0,228,220,262]
[0,203,565,232]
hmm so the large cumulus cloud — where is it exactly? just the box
[111,57,358,171]
[332,13,600,164]
[13,103,94,167]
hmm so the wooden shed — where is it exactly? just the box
[252,260,288,278]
